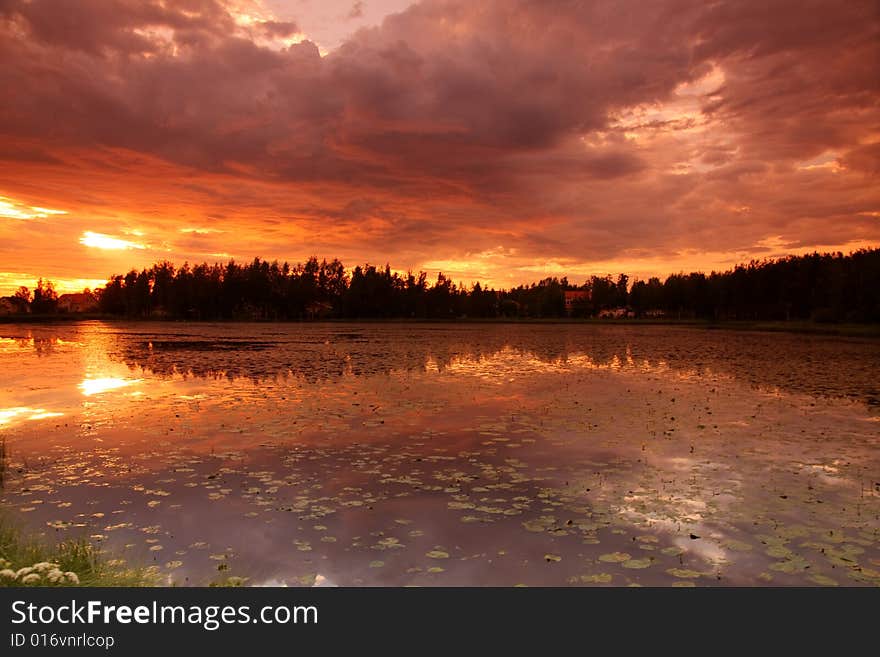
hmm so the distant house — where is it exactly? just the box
[57,292,98,313]
[0,296,29,315]
[563,290,589,315]
[643,309,666,319]
[598,307,631,319]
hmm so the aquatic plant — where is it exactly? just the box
[0,513,155,587]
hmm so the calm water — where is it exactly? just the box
[1,321,878,586]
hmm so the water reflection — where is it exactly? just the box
[2,323,879,404]
[79,377,141,396]
[0,321,877,587]
[94,324,880,404]
[0,335,81,356]
[0,438,7,489]
[0,406,64,427]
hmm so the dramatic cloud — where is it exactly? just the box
[0,0,877,291]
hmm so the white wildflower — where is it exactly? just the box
[15,567,34,578]
[64,572,80,585]
[47,570,64,583]
[21,573,41,584]
[0,569,17,580]
[32,562,58,573]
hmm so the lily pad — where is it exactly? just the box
[622,558,653,569]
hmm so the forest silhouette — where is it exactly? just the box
[4,248,880,323]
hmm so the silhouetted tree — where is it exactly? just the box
[78,248,880,323]
[31,279,58,314]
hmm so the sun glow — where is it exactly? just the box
[79,231,146,251]
[0,195,67,220]
[0,406,64,426]
[0,272,108,295]
[79,377,141,396]
[180,227,223,234]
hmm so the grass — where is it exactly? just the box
[0,512,157,587]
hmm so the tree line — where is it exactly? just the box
[4,248,879,322]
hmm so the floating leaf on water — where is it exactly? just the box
[622,558,653,569]
[660,546,684,557]
[846,568,880,585]
[570,573,613,584]
[598,552,631,563]
[666,568,702,578]
[522,516,555,533]
[776,524,811,540]
[765,545,794,559]
[768,558,809,574]
[426,550,449,559]
[544,554,562,563]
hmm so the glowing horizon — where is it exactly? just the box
[1,1,878,296]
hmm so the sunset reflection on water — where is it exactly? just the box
[0,407,64,427]
[79,377,142,396]
[0,321,878,587]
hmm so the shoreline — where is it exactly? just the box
[1,314,879,337]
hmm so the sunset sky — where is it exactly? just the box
[1,0,878,294]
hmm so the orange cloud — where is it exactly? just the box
[80,231,147,251]
[0,0,877,295]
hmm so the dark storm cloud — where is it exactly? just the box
[0,0,877,290]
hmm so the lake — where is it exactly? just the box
[1,321,878,586]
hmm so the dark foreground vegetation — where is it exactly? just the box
[3,248,879,323]
[0,512,154,587]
